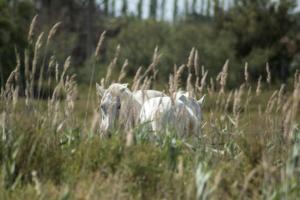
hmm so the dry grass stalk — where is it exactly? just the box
[282,97,292,115]
[12,52,21,110]
[176,156,184,179]
[95,31,106,59]
[30,32,44,99]
[265,90,278,114]
[194,50,199,77]
[233,84,245,125]
[132,66,143,91]
[195,76,200,93]
[215,92,222,111]
[290,76,300,130]
[24,50,30,105]
[141,76,152,90]
[195,65,204,91]
[12,86,19,110]
[64,74,77,119]
[258,104,262,116]
[100,78,105,87]
[244,86,252,111]
[276,84,285,113]
[60,56,71,83]
[47,22,62,45]
[118,59,128,82]
[168,74,175,97]
[244,62,249,84]
[4,71,15,108]
[186,73,194,97]
[152,46,160,65]
[31,170,41,196]
[256,76,262,96]
[126,130,134,147]
[233,89,240,124]
[55,63,59,82]
[186,48,195,96]
[283,108,292,138]
[197,70,208,94]
[24,49,30,82]
[5,69,16,95]
[217,60,229,94]
[48,61,72,128]
[225,91,233,112]
[174,64,186,91]
[266,63,271,85]
[105,45,120,86]
[36,22,61,99]
[50,58,71,113]
[28,15,38,44]
[140,47,161,83]
[47,56,56,95]
[294,70,299,88]
[187,47,195,74]
[201,65,205,77]
[90,109,100,134]
[1,111,7,141]
[173,64,177,75]
[282,73,300,138]
[208,77,215,95]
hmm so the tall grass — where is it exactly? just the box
[0,16,300,200]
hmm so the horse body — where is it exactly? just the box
[96,83,204,137]
[139,96,200,137]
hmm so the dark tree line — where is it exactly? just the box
[0,0,299,87]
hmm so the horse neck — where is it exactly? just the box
[120,90,142,117]
[119,90,141,129]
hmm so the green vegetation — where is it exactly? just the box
[0,0,300,199]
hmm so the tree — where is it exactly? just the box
[200,0,204,14]
[160,0,166,20]
[173,0,178,22]
[224,0,297,81]
[103,0,108,16]
[137,0,143,19]
[110,0,115,17]
[121,0,128,16]
[184,0,190,17]
[206,0,211,16]
[0,0,34,87]
[149,0,157,20]
[192,0,197,14]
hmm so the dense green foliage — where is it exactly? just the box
[0,0,33,85]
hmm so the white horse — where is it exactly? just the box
[96,83,165,135]
[174,91,205,121]
[139,92,205,137]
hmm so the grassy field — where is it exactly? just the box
[1,20,300,200]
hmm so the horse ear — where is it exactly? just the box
[96,83,105,96]
[197,95,206,105]
[121,83,128,88]
[120,83,128,92]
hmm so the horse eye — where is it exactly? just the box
[101,104,106,113]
